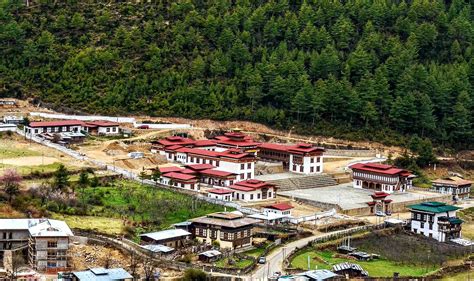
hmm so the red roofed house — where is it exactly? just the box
[151,136,195,154]
[25,120,84,136]
[258,142,324,174]
[83,121,120,135]
[207,188,234,201]
[160,172,199,191]
[350,163,414,193]
[228,179,276,202]
[263,203,294,217]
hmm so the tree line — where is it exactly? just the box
[0,0,472,149]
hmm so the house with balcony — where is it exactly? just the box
[0,219,73,272]
[431,177,471,201]
[258,143,324,174]
[408,202,463,242]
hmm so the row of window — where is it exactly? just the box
[240,163,252,170]
[434,187,470,194]
[353,172,398,183]
[411,212,434,222]
[291,164,321,173]
[235,191,273,200]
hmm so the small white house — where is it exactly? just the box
[263,202,294,217]
[0,123,17,132]
[207,188,233,201]
[409,202,463,242]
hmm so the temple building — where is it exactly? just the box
[258,143,324,174]
[350,163,414,193]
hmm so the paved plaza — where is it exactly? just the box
[280,184,448,211]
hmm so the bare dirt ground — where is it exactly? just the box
[1,156,57,166]
[69,243,182,279]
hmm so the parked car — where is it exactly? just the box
[375,211,386,217]
[258,256,266,264]
[137,125,149,129]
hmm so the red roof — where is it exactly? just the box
[29,120,84,128]
[350,163,411,176]
[200,169,236,178]
[219,149,254,159]
[85,121,119,127]
[162,172,197,181]
[180,147,220,157]
[207,188,233,195]
[371,192,390,199]
[214,133,261,147]
[259,142,324,155]
[265,203,293,211]
[159,166,183,173]
[180,169,197,174]
[193,140,217,147]
[158,136,195,147]
[185,164,215,170]
[229,179,275,192]
[164,145,183,151]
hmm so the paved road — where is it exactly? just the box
[249,225,372,280]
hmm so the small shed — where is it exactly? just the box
[198,250,222,263]
[140,229,191,248]
[142,244,175,254]
[348,251,372,261]
[332,262,369,278]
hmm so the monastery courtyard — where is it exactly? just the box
[280,184,449,213]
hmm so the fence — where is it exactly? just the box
[29,112,136,123]
[287,209,336,224]
[325,149,377,157]
[282,224,384,270]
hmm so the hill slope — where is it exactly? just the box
[0,0,473,148]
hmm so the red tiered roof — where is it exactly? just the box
[229,179,275,192]
[158,166,183,173]
[214,133,261,147]
[219,149,254,159]
[158,136,195,147]
[200,169,236,178]
[350,163,412,176]
[207,188,233,195]
[185,164,215,170]
[193,140,217,147]
[29,120,84,128]
[371,192,390,199]
[162,172,197,181]
[265,202,293,211]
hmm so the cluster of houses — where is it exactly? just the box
[152,132,324,202]
[23,119,122,144]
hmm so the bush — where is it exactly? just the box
[46,201,60,212]
[182,269,207,281]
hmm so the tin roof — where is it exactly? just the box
[29,120,84,128]
[72,268,133,281]
[408,202,460,213]
[140,229,191,241]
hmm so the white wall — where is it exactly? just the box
[97,126,119,135]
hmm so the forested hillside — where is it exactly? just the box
[0,0,473,149]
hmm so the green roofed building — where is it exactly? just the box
[408,202,462,242]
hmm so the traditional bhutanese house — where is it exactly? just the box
[83,121,120,136]
[228,179,276,201]
[193,139,218,151]
[212,132,261,153]
[24,120,84,136]
[198,250,222,263]
[160,172,199,191]
[332,262,369,278]
[366,192,392,215]
[408,202,463,242]
[431,177,471,200]
[263,202,294,217]
[189,211,259,250]
[140,229,192,248]
[217,149,256,181]
[350,163,414,193]
[207,188,234,201]
[258,143,325,174]
[151,136,195,154]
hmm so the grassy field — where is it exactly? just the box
[215,257,253,269]
[51,213,124,235]
[458,207,474,240]
[0,145,40,159]
[243,242,271,258]
[77,180,226,230]
[291,249,438,277]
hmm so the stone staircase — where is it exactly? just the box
[267,174,338,191]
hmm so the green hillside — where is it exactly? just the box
[1,0,472,148]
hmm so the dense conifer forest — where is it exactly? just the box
[0,0,473,149]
